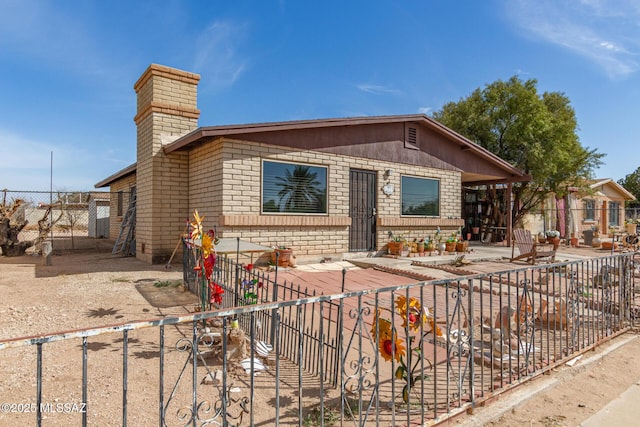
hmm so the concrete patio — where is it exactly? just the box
[271,240,628,296]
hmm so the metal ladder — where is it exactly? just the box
[112,187,136,255]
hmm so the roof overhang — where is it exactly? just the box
[589,178,636,200]
[94,163,136,188]
[163,114,529,185]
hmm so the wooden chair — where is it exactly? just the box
[510,229,556,264]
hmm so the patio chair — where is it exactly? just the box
[510,229,556,265]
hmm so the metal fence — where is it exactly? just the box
[1,252,640,426]
[1,189,111,243]
[182,240,344,386]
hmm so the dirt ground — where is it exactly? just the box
[1,245,640,426]
[451,333,640,427]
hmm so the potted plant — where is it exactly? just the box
[271,246,293,267]
[424,237,434,252]
[545,230,560,248]
[445,231,458,253]
[388,234,406,255]
[625,219,639,235]
[537,232,546,244]
[570,232,579,247]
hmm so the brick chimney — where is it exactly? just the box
[133,64,200,263]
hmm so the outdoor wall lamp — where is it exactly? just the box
[384,169,394,179]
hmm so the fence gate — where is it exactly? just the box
[349,169,377,252]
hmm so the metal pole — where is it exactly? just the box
[49,151,53,243]
[270,251,279,345]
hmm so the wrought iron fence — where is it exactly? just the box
[1,252,640,426]
[182,239,344,386]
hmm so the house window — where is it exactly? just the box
[609,202,620,226]
[401,176,440,216]
[584,200,595,221]
[262,160,327,214]
[117,190,123,217]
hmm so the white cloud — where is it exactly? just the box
[0,128,101,191]
[356,84,402,95]
[0,130,54,169]
[505,0,640,78]
[418,107,432,115]
[193,20,250,89]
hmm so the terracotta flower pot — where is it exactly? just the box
[388,241,404,255]
[271,248,293,267]
[456,241,468,252]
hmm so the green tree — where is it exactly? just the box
[276,165,325,213]
[618,167,640,208]
[433,76,604,231]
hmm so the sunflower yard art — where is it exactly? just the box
[371,295,443,405]
[187,209,224,311]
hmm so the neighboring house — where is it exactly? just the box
[96,64,528,264]
[524,178,635,239]
[575,179,635,235]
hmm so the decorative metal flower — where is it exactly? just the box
[371,296,443,403]
[208,282,224,305]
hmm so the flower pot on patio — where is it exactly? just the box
[456,241,468,252]
[388,241,404,255]
[626,223,637,235]
[445,242,457,253]
[271,248,293,267]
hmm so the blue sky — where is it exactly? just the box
[1,0,639,192]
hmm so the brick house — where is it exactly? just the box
[96,64,528,264]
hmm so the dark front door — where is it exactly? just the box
[349,169,377,251]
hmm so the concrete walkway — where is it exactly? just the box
[580,375,640,426]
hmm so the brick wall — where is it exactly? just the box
[185,137,463,263]
[108,174,136,241]
[134,64,199,263]
[128,63,465,264]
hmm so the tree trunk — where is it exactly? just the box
[0,241,32,256]
[0,199,34,257]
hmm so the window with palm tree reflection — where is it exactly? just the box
[262,160,327,214]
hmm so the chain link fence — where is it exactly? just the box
[1,189,111,253]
